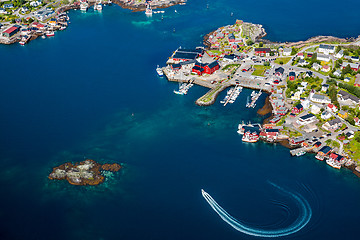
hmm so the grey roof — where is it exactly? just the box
[327,118,341,126]
[312,93,328,100]
[300,113,315,120]
[342,62,359,69]
[338,90,360,103]
[319,44,335,50]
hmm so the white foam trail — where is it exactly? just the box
[201,183,312,238]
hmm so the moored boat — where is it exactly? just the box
[296,151,306,157]
[242,131,259,143]
[145,4,152,16]
[46,31,55,37]
[156,65,164,76]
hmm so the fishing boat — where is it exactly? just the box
[80,3,88,11]
[296,151,306,157]
[156,65,164,76]
[46,31,55,37]
[242,131,259,143]
[145,4,152,16]
[96,2,103,11]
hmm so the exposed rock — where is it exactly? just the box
[48,159,121,186]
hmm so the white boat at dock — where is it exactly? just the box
[156,65,164,76]
[145,4,153,16]
[296,151,306,157]
[46,31,55,37]
[80,3,89,11]
[173,82,193,95]
[221,85,242,106]
[247,90,262,108]
[96,2,103,11]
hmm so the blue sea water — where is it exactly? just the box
[1,1,360,239]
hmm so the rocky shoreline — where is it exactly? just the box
[48,159,122,186]
[112,0,186,12]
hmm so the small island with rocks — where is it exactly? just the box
[48,159,122,185]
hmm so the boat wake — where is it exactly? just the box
[201,182,312,237]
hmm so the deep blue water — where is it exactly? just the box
[1,1,360,239]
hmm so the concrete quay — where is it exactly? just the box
[163,66,271,106]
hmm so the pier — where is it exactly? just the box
[162,66,271,107]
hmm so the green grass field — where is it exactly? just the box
[252,65,270,76]
[274,57,292,65]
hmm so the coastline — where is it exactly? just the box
[112,0,186,12]
[0,0,186,46]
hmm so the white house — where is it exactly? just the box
[291,91,301,100]
[317,54,331,62]
[309,92,331,104]
[301,99,311,109]
[30,1,42,7]
[318,44,335,55]
[335,50,344,59]
[321,111,332,120]
[296,113,317,125]
[322,118,342,131]
[20,7,29,14]
[0,8,7,14]
[311,104,321,114]
[344,77,350,82]
[312,63,321,71]
[333,70,341,77]
[298,59,308,66]
[283,48,292,56]
[300,82,308,88]
[321,84,329,92]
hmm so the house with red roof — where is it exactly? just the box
[292,103,303,114]
[2,25,20,38]
[354,117,360,126]
[327,103,338,113]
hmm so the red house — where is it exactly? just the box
[260,129,279,140]
[254,48,271,56]
[204,61,220,74]
[289,71,296,81]
[192,66,204,75]
[289,136,305,145]
[292,103,303,114]
[192,61,219,75]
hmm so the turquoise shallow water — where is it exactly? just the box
[1,1,360,239]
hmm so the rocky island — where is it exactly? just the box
[48,159,122,185]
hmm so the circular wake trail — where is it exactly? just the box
[201,183,312,237]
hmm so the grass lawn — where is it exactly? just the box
[222,63,240,71]
[274,57,292,65]
[252,65,270,76]
[345,139,360,163]
[200,85,222,103]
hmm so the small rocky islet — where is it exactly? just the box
[48,159,121,186]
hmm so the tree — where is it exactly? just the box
[336,46,341,53]
[291,48,297,55]
[279,61,284,65]
[311,53,317,62]
[246,39,254,46]
[263,61,270,66]
[342,64,352,75]
[259,42,263,47]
